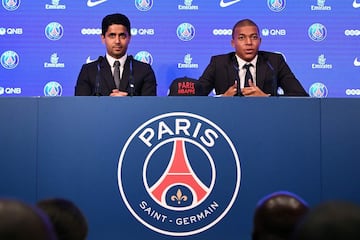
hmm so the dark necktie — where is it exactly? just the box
[243,63,253,87]
[113,60,120,89]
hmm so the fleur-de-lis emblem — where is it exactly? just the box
[171,189,188,204]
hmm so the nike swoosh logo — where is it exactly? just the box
[87,0,107,7]
[86,56,96,63]
[219,0,241,8]
[353,0,360,8]
[354,57,360,66]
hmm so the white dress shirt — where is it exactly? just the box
[235,55,258,88]
[106,53,128,80]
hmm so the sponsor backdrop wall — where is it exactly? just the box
[0,0,359,97]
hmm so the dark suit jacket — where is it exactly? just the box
[198,51,308,96]
[75,56,157,96]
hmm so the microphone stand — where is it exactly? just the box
[232,55,242,97]
[94,56,103,96]
[128,55,135,97]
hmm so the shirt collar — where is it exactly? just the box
[235,54,258,69]
[106,53,128,68]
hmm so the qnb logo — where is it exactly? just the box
[0,27,23,35]
[346,89,360,96]
[261,28,287,37]
[344,29,360,36]
[1,50,19,69]
[176,23,195,41]
[309,82,328,98]
[178,54,199,69]
[0,86,21,95]
[134,51,153,65]
[81,28,101,35]
[2,0,20,11]
[118,112,241,236]
[45,22,64,40]
[131,28,155,36]
[267,0,286,12]
[43,81,62,96]
[135,0,153,11]
[308,23,327,42]
[212,29,232,36]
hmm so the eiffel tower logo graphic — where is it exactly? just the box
[150,139,210,207]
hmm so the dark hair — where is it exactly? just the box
[293,201,360,240]
[232,19,259,39]
[37,198,88,240]
[101,13,131,36]
[252,191,309,240]
[0,198,56,240]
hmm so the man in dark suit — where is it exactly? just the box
[199,19,308,97]
[75,13,157,96]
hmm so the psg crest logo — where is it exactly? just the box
[117,112,241,236]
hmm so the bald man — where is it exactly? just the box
[252,191,309,240]
[0,198,56,240]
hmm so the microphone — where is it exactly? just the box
[94,56,103,96]
[232,55,242,96]
[128,55,135,97]
[263,55,278,96]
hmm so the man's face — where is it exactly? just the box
[231,25,261,62]
[101,24,131,59]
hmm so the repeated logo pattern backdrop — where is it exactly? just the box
[0,0,359,97]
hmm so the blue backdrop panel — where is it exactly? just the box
[321,98,360,203]
[0,98,38,202]
[0,1,359,97]
[35,97,320,240]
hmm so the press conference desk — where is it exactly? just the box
[0,97,359,240]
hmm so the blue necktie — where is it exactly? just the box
[243,63,253,87]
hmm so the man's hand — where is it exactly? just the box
[223,82,238,96]
[241,80,270,97]
[110,89,129,97]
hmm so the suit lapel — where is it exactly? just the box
[256,55,266,89]
[100,58,116,91]
[227,53,238,86]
